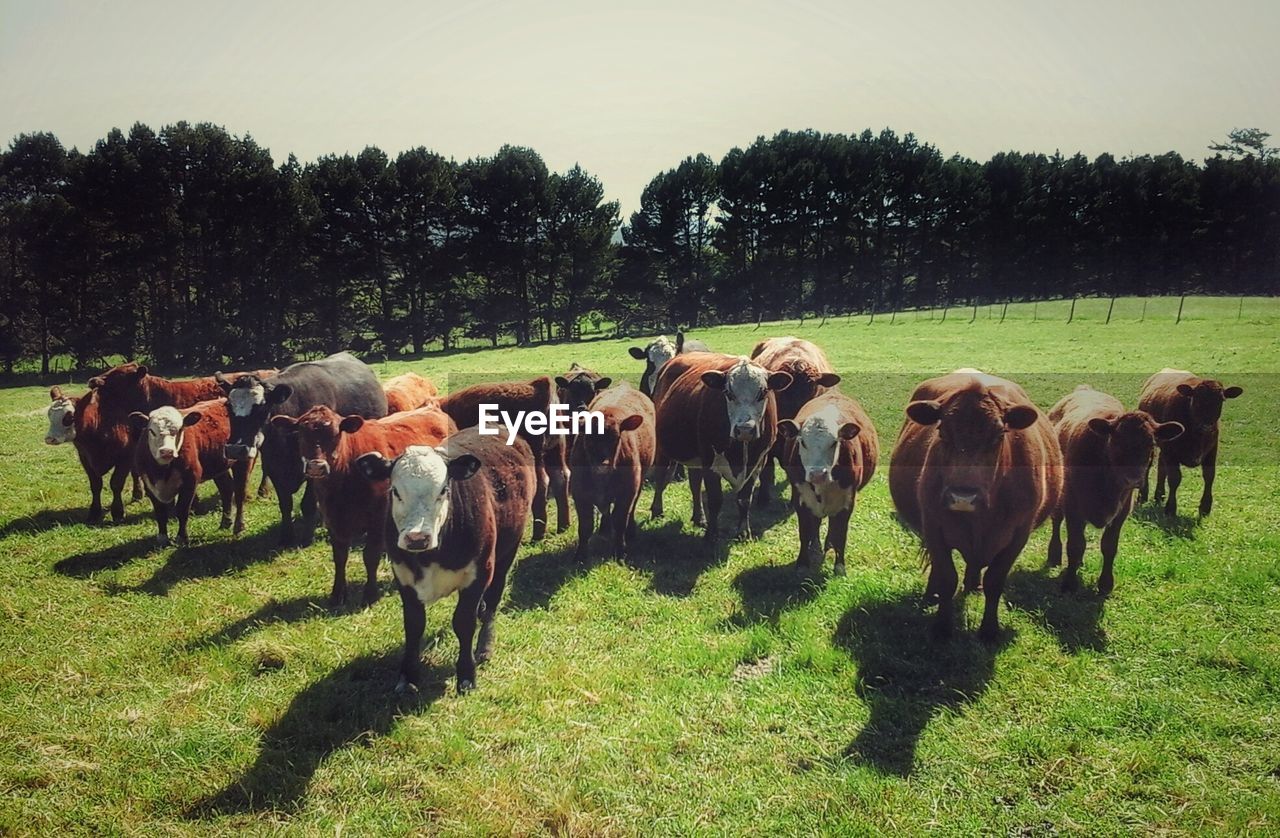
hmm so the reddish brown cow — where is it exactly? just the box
[1047,386,1184,594]
[750,337,841,505]
[651,353,791,542]
[128,400,243,546]
[777,390,878,576]
[544,364,611,532]
[383,372,439,413]
[888,370,1062,640]
[440,376,559,540]
[46,387,144,521]
[271,404,456,606]
[570,384,655,561]
[1137,368,1243,517]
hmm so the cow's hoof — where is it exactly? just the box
[329,590,346,609]
[1163,504,1177,518]
[457,678,476,695]
[156,536,171,549]
[175,534,189,547]
[1097,576,1114,597]
[930,619,953,640]
[833,562,847,577]
[219,517,232,529]
[394,676,418,695]
[233,522,245,535]
[362,585,381,607]
[1199,500,1213,517]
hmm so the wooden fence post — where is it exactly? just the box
[1141,299,1147,322]
[1033,301,1038,322]
[941,305,948,323]
[1105,296,1116,325]
[1067,297,1077,324]
[1176,295,1186,324]
[1000,301,1009,323]
[970,301,978,323]
[1238,296,1245,321]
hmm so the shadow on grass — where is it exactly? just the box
[1005,567,1107,654]
[728,562,824,627]
[53,535,160,576]
[127,529,284,596]
[506,540,591,611]
[626,517,731,597]
[188,648,448,816]
[833,592,1011,776]
[1131,503,1202,539]
[1,504,149,539]
[187,594,335,649]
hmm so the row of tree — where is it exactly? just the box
[2,123,1276,372]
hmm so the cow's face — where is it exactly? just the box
[785,365,842,408]
[629,337,676,394]
[45,387,77,445]
[1089,412,1184,487]
[1176,380,1242,429]
[701,359,791,442]
[778,407,859,486]
[130,406,199,465]
[88,363,148,406]
[581,412,644,469]
[906,388,1039,513]
[555,368,610,414]
[356,445,481,552]
[278,405,360,480]
[221,373,291,462]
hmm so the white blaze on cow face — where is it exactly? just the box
[228,384,266,418]
[717,358,772,442]
[145,406,186,464]
[645,337,676,393]
[45,398,77,445]
[795,405,855,486]
[388,445,454,552]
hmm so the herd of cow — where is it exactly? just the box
[39,336,1243,693]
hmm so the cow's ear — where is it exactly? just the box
[1004,405,1039,431]
[1176,383,1195,397]
[265,383,292,405]
[817,372,841,388]
[128,411,150,431]
[135,365,149,377]
[214,371,233,394]
[269,415,298,432]
[554,376,570,389]
[183,411,202,427]
[619,414,644,432]
[838,422,861,441]
[906,400,942,426]
[701,370,727,390]
[88,376,103,389]
[1224,386,1243,399]
[628,347,647,360]
[50,385,63,401]
[766,371,793,392]
[1087,417,1114,437]
[356,451,394,483]
[338,415,365,434]
[595,377,611,391]
[1155,421,1184,442]
[777,419,799,439]
[445,453,481,481]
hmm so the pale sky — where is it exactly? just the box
[2,0,1277,217]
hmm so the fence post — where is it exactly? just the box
[1238,296,1245,321]
[869,308,876,325]
[1000,301,1009,323]
[970,301,978,323]
[1176,295,1186,324]
[1105,296,1115,325]
[820,306,829,327]
[940,305,948,323]
[1141,299,1147,322]
[890,308,896,325]
[1067,297,1077,324]
[1033,301,1038,322]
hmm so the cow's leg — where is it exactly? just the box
[1198,444,1217,517]
[276,485,297,547]
[794,504,819,568]
[689,468,705,527]
[531,457,549,541]
[979,532,1028,643]
[82,452,105,524]
[299,482,319,546]
[256,466,271,499]
[1047,510,1064,567]
[702,474,723,543]
[396,584,426,693]
[754,453,775,507]
[611,491,633,560]
[174,483,196,546]
[361,515,385,606]
[572,492,595,563]
[231,461,250,535]
[452,577,486,694]
[650,454,672,519]
[108,463,130,523]
[1154,453,1168,503]
[926,541,958,638]
[549,454,571,533]
[130,473,144,503]
[213,472,234,529]
[478,543,518,664]
[963,561,983,593]
[1164,458,1183,517]
[826,502,853,576]
[330,538,351,607]
[1060,514,1087,593]
[1097,503,1130,597]
[625,490,639,541]
[149,491,170,548]
[734,477,755,540]
[1139,456,1151,503]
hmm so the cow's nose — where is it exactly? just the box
[305,460,330,479]
[225,444,249,461]
[158,448,176,460]
[45,437,58,445]
[733,422,758,441]
[806,468,831,485]
[943,487,981,512]
[401,531,432,551]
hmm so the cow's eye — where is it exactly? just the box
[439,485,448,498]
[391,488,401,501]
[757,390,766,401]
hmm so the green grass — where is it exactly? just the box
[2,295,1278,834]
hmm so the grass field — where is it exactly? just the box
[1,296,1278,834]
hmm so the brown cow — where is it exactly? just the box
[440,376,559,540]
[651,353,791,542]
[383,372,439,413]
[889,370,1062,640]
[1047,386,1184,594]
[46,386,145,520]
[355,427,536,694]
[750,337,841,505]
[544,364,611,532]
[271,404,456,606]
[128,400,244,546]
[570,383,655,562]
[777,390,878,576]
[1138,368,1243,517]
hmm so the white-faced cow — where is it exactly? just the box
[628,332,710,397]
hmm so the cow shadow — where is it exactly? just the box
[1004,567,1107,653]
[128,529,284,596]
[833,592,1009,776]
[626,517,729,598]
[186,594,334,649]
[54,535,161,577]
[1,505,149,539]
[505,541,591,612]
[1131,504,1202,539]
[188,649,448,816]
[728,561,824,627]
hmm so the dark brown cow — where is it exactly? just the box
[888,370,1063,640]
[382,372,439,413]
[45,387,144,521]
[1138,368,1243,517]
[651,352,791,542]
[570,384,655,561]
[544,364,611,532]
[356,427,536,694]
[271,404,456,606]
[128,400,244,546]
[440,376,558,540]
[777,390,878,576]
[1047,386,1183,594]
[749,337,841,505]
